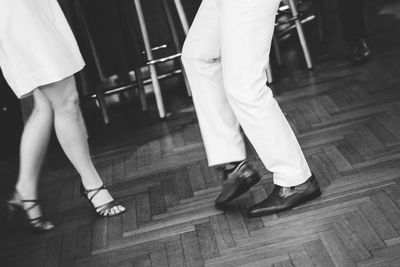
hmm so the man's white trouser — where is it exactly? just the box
[181,0,311,187]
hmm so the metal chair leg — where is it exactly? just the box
[134,0,166,118]
[74,0,110,124]
[160,0,192,97]
[171,0,192,97]
[288,0,313,69]
[272,36,283,67]
[94,87,110,124]
[135,68,148,111]
[173,0,190,35]
[266,62,274,84]
[312,0,326,43]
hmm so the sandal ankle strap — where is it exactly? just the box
[84,185,107,202]
[21,200,40,212]
[28,216,44,222]
[83,184,106,194]
[21,200,40,202]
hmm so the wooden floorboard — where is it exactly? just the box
[2,3,400,267]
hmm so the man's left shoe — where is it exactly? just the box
[215,161,261,209]
[247,174,321,217]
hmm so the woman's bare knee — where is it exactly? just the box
[31,89,53,118]
[40,76,81,114]
[55,90,80,115]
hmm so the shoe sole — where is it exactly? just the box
[247,188,322,217]
[215,173,261,209]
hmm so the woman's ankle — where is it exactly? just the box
[15,183,38,200]
[81,174,104,190]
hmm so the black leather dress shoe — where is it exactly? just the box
[215,161,261,209]
[247,174,321,217]
[352,38,371,64]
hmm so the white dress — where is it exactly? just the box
[0,0,85,98]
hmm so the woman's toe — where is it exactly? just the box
[44,221,55,230]
[111,207,120,215]
[118,205,126,212]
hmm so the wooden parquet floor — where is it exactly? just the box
[3,50,400,266]
[2,7,400,267]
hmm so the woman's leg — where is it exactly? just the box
[15,89,54,221]
[40,76,124,214]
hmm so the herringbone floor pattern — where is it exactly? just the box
[2,4,400,267]
[2,48,400,266]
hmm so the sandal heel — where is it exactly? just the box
[6,193,54,232]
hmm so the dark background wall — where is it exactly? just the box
[0,73,22,159]
[0,0,201,159]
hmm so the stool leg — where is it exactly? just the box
[173,0,190,35]
[160,0,192,97]
[136,68,148,111]
[94,87,110,124]
[74,0,110,124]
[272,36,283,67]
[288,0,313,69]
[133,0,166,118]
[181,68,192,97]
[266,62,274,84]
[171,0,192,96]
[313,0,325,43]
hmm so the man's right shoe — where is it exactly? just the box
[215,161,261,209]
[247,174,321,217]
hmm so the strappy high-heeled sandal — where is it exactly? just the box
[80,183,126,217]
[7,199,54,232]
